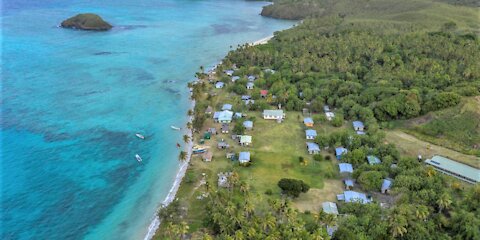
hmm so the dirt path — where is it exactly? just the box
[385,130,479,168]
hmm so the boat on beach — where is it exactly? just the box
[170,126,181,130]
[135,133,145,139]
[192,145,208,154]
[135,154,143,163]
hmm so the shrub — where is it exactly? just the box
[265,189,273,195]
[325,155,332,161]
[314,154,324,161]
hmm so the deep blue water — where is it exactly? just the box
[0,1,294,239]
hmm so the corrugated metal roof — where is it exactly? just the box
[425,155,480,183]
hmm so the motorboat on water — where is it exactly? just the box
[135,154,143,163]
[171,126,181,130]
[135,133,145,139]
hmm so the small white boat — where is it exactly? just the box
[135,133,145,139]
[170,126,181,131]
[135,154,143,163]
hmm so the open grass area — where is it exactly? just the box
[292,179,344,213]
[384,130,479,168]
[389,97,480,157]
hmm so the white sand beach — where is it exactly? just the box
[144,99,195,240]
[251,35,273,46]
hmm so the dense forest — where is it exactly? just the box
[224,19,479,124]
[156,0,479,239]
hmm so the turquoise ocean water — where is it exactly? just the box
[0,1,293,239]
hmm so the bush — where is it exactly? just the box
[278,178,310,198]
[325,155,332,161]
[314,154,324,161]
[265,189,273,195]
[298,156,305,163]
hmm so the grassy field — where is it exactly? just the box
[384,130,479,168]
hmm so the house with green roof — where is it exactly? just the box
[425,155,480,184]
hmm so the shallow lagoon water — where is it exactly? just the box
[1,1,294,239]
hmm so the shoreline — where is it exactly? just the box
[144,34,276,240]
[144,98,195,240]
[250,35,273,46]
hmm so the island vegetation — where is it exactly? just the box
[61,13,112,31]
[153,0,479,239]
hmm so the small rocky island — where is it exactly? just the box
[61,13,112,31]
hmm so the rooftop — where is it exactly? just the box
[263,109,284,117]
[367,155,381,165]
[353,121,364,128]
[305,129,317,137]
[339,163,353,173]
[335,147,348,156]
[222,104,232,110]
[382,178,393,192]
[322,202,339,215]
[240,135,252,143]
[338,191,371,204]
[304,117,314,124]
[306,142,320,151]
[425,155,480,183]
[239,152,251,163]
[243,121,253,128]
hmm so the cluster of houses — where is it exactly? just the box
[202,88,259,167]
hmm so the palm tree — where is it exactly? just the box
[239,182,250,195]
[415,205,429,221]
[178,221,189,239]
[389,213,408,238]
[186,122,192,129]
[183,134,190,144]
[436,193,452,213]
[225,202,236,216]
[178,150,187,162]
[187,109,193,116]
[243,199,255,218]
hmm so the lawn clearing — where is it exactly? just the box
[292,179,344,213]
[385,130,479,168]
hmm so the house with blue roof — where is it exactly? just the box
[356,131,366,135]
[305,129,317,140]
[217,110,233,123]
[352,121,365,131]
[231,76,240,82]
[335,147,348,160]
[306,142,320,154]
[243,120,253,130]
[222,104,232,111]
[367,155,381,165]
[338,163,353,174]
[304,117,314,127]
[234,112,243,119]
[246,82,254,89]
[215,82,224,89]
[241,95,251,100]
[344,179,354,189]
[247,75,256,81]
[381,178,393,194]
[337,191,371,204]
[244,99,255,105]
[225,70,234,76]
[239,152,251,164]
